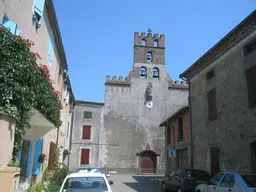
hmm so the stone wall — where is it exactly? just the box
[190,29,256,174]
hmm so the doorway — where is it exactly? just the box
[210,147,220,176]
[20,140,30,179]
[140,150,157,174]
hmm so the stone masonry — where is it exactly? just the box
[70,101,104,171]
[180,10,256,175]
[99,29,189,174]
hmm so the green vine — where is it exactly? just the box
[0,26,62,164]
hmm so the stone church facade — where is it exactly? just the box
[71,29,188,174]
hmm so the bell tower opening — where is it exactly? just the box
[134,29,165,65]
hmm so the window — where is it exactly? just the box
[219,174,235,187]
[2,16,21,35]
[80,148,90,165]
[207,88,217,121]
[178,117,184,142]
[62,177,108,191]
[33,0,46,23]
[206,69,215,81]
[83,111,92,119]
[140,66,147,79]
[245,65,256,108]
[245,40,256,55]
[146,51,153,62]
[48,33,55,66]
[141,39,146,46]
[154,40,158,47]
[209,173,224,185]
[82,125,91,140]
[152,67,159,79]
[166,125,171,144]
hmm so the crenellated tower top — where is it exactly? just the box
[134,29,165,65]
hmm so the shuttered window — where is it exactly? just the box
[80,148,90,165]
[83,111,92,119]
[48,142,56,170]
[166,125,171,144]
[178,117,184,142]
[32,138,43,175]
[34,0,45,17]
[48,33,55,65]
[245,65,256,108]
[207,88,217,121]
[82,125,91,140]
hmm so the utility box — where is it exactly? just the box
[0,166,20,192]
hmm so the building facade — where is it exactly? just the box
[0,0,74,188]
[160,106,191,171]
[70,101,104,172]
[98,29,189,174]
[180,10,256,176]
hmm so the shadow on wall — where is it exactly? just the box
[123,176,163,192]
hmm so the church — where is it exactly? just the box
[70,29,188,174]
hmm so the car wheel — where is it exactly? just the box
[196,190,201,192]
[162,182,168,192]
[177,188,182,192]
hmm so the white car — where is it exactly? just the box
[59,172,114,192]
[195,172,256,192]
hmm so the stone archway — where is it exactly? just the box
[138,150,158,174]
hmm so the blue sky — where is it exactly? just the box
[53,0,255,102]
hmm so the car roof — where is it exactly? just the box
[66,172,105,178]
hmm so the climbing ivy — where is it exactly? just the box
[0,25,62,163]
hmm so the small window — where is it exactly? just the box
[154,40,158,47]
[152,67,159,79]
[166,125,171,144]
[209,173,225,185]
[206,69,215,81]
[244,40,256,55]
[178,117,184,142]
[245,65,256,108]
[207,88,217,121]
[219,174,235,187]
[140,66,147,79]
[80,148,90,165]
[82,125,91,140]
[141,39,146,46]
[146,51,153,62]
[83,111,92,119]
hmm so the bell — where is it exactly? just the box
[147,56,151,61]
[141,70,147,76]
[153,71,159,78]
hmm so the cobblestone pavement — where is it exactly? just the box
[109,174,162,192]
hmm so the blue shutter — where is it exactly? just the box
[15,29,21,36]
[34,0,46,17]
[18,148,22,164]
[2,20,17,34]
[32,138,43,175]
[26,141,33,177]
[48,34,54,65]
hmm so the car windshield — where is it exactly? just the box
[76,168,104,174]
[241,175,256,188]
[185,170,210,180]
[62,177,108,192]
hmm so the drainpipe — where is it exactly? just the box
[181,77,193,169]
[68,105,74,168]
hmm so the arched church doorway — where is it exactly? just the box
[140,150,157,174]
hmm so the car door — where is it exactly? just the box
[165,170,176,189]
[217,174,237,192]
[204,173,225,192]
[169,170,182,191]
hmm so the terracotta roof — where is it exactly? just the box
[159,106,189,127]
[75,100,104,106]
[179,10,256,79]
